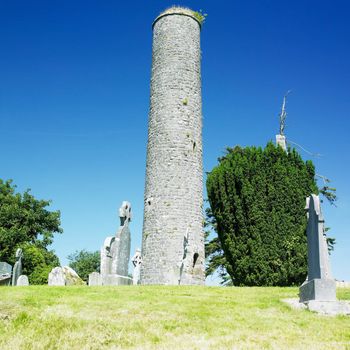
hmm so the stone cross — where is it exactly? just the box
[99,201,132,285]
[131,249,142,285]
[299,194,336,302]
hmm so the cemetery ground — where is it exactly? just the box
[0,286,349,349]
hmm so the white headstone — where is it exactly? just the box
[48,267,65,286]
[88,272,102,286]
[16,275,29,286]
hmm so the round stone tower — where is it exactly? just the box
[141,7,205,285]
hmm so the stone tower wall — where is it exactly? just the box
[141,7,205,285]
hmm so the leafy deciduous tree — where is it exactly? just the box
[67,249,100,281]
[0,179,62,284]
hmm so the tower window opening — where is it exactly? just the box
[193,253,199,267]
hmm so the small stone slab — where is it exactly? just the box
[282,298,350,316]
[16,275,29,286]
[88,272,102,286]
[102,274,132,286]
[0,262,12,286]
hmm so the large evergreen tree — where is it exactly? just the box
[206,143,318,286]
[0,179,62,284]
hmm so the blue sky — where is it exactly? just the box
[1,0,349,283]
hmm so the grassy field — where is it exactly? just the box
[0,286,349,349]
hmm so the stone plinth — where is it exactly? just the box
[276,134,287,151]
[88,272,102,286]
[102,274,132,286]
[299,278,336,302]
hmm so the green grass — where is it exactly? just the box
[0,286,349,349]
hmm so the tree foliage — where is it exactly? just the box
[0,179,62,284]
[67,250,100,281]
[206,143,319,286]
[204,207,232,285]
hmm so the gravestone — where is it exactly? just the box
[299,194,336,302]
[283,194,350,315]
[48,267,65,286]
[88,272,102,286]
[100,201,132,285]
[48,266,84,286]
[0,262,12,286]
[17,275,29,286]
[63,266,85,285]
[12,248,23,286]
[131,249,142,285]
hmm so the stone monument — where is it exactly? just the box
[299,194,336,302]
[12,248,23,286]
[141,7,205,285]
[0,262,12,286]
[17,275,29,286]
[88,271,102,286]
[283,194,350,315]
[131,249,142,285]
[96,201,132,286]
[48,267,65,286]
[48,266,84,286]
[275,91,290,152]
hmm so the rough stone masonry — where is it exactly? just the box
[141,7,205,285]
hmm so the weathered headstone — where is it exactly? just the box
[12,248,23,286]
[17,275,29,286]
[100,201,132,285]
[0,262,12,286]
[63,266,85,286]
[48,267,65,286]
[88,272,102,286]
[132,249,142,285]
[48,266,84,286]
[299,194,336,302]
